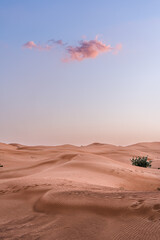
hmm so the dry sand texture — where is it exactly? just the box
[0,142,160,240]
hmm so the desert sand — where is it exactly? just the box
[0,142,160,240]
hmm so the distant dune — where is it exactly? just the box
[0,142,160,239]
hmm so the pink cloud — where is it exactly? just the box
[63,39,113,62]
[23,41,37,49]
[23,37,122,61]
[23,41,52,51]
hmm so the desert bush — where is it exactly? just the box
[131,156,152,168]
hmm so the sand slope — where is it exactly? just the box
[0,142,160,239]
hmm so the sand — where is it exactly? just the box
[0,142,160,240]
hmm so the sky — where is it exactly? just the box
[1,0,160,146]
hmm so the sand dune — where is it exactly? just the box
[0,142,160,239]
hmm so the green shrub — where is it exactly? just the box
[131,156,152,168]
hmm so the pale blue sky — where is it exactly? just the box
[1,0,160,145]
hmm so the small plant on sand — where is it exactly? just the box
[131,156,152,168]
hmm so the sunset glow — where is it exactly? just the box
[1,1,160,146]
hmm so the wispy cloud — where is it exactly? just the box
[113,43,122,55]
[23,37,122,61]
[48,39,66,46]
[23,41,52,51]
